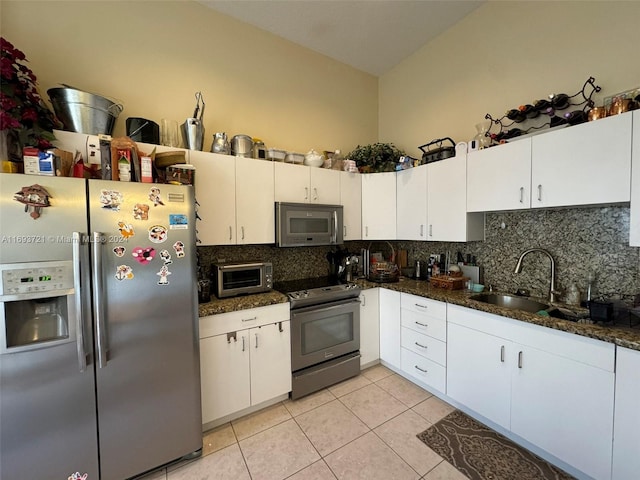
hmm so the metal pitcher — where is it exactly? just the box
[210,132,230,154]
[181,92,205,150]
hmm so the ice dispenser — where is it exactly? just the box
[0,261,76,353]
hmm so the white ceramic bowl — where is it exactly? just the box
[304,156,324,167]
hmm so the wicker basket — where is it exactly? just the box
[368,261,399,283]
[430,274,468,290]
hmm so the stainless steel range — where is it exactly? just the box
[275,277,361,400]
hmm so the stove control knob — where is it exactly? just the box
[302,290,309,297]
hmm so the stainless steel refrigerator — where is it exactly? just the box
[0,173,202,479]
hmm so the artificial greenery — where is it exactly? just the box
[346,142,406,173]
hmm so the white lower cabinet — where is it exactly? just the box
[400,294,447,392]
[199,304,291,425]
[447,305,615,480]
[612,347,640,480]
[378,288,401,369]
[359,288,380,367]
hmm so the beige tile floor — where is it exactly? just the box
[142,365,468,480]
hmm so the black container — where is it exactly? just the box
[589,300,614,323]
[126,117,160,144]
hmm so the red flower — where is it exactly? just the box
[0,56,13,79]
[0,111,21,130]
[21,108,38,122]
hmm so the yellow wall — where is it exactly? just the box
[380,1,640,158]
[1,0,378,154]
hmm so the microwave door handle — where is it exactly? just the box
[72,232,87,373]
[332,211,337,244]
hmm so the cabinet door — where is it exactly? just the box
[250,321,292,405]
[511,345,614,480]
[428,154,483,242]
[310,168,341,204]
[189,151,236,245]
[531,112,632,208]
[379,288,401,369]
[362,172,397,240]
[274,162,310,203]
[630,111,640,246]
[613,347,640,480]
[396,165,427,240]
[236,157,274,244]
[359,288,380,367]
[200,332,250,424]
[447,322,512,429]
[340,171,362,240]
[467,139,532,212]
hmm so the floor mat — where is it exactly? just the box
[416,410,575,480]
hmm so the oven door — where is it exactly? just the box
[290,297,360,372]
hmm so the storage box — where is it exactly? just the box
[430,274,468,290]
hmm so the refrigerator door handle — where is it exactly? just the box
[92,231,108,368]
[73,232,87,373]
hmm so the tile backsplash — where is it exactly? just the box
[198,205,639,305]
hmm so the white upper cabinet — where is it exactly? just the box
[467,138,532,212]
[629,111,640,246]
[190,152,274,245]
[340,171,362,240]
[362,172,396,240]
[235,157,275,244]
[274,162,340,204]
[531,112,632,208]
[428,152,483,242]
[189,151,237,245]
[396,164,427,240]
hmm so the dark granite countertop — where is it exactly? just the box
[197,278,640,352]
[198,290,289,317]
[355,278,640,352]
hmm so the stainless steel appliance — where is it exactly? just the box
[211,261,273,298]
[0,173,202,480]
[275,277,360,400]
[275,202,343,247]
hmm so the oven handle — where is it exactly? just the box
[291,297,361,316]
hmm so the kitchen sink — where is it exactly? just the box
[469,293,549,313]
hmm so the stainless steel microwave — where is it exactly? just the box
[211,261,273,298]
[275,202,343,247]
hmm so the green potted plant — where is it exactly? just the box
[1,37,58,163]
[346,142,406,173]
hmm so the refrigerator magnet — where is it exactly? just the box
[148,225,168,243]
[113,246,126,257]
[13,184,52,219]
[148,187,165,206]
[160,249,172,265]
[173,241,185,258]
[117,221,135,239]
[115,265,134,281]
[132,246,156,265]
[157,265,171,285]
[99,189,123,211]
[67,472,88,480]
[132,203,150,220]
[169,213,188,229]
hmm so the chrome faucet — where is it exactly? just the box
[513,248,561,303]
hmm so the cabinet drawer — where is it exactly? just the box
[401,309,446,341]
[401,293,446,320]
[199,303,290,339]
[401,326,446,366]
[401,347,446,393]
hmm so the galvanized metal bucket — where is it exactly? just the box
[47,86,123,135]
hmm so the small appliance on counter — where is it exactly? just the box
[211,261,273,298]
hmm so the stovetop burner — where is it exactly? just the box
[274,276,360,308]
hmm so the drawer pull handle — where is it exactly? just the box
[414,365,428,373]
[415,342,428,349]
[242,336,246,352]
[519,187,524,203]
[415,303,428,309]
[255,333,259,348]
[415,321,428,327]
[500,345,505,362]
[518,351,523,368]
[242,316,257,322]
